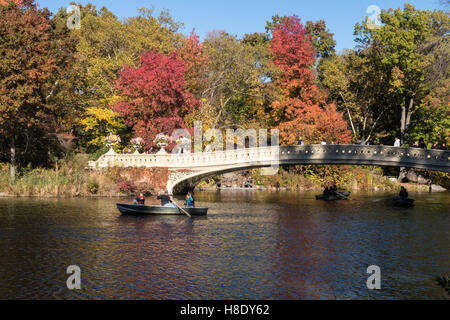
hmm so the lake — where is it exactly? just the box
[0,191,448,300]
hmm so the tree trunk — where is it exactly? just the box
[399,98,413,182]
[339,92,357,140]
[10,136,16,182]
[405,98,414,135]
[400,100,406,143]
[400,98,414,144]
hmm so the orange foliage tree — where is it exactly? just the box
[0,0,23,6]
[270,15,351,145]
[177,29,209,97]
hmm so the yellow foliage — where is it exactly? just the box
[78,107,126,148]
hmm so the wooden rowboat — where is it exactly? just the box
[316,192,351,201]
[117,203,208,216]
[393,197,415,207]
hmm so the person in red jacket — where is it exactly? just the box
[135,193,145,205]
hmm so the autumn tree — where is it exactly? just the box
[51,4,185,151]
[266,15,336,59]
[270,15,351,144]
[177,29,209,97]
[0,0,73,180]
[113,50,199,150]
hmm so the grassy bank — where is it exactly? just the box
[0,156,447,197]
[0,155,169,197]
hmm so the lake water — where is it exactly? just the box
[0,191,448,300]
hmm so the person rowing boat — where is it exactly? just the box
[157,190,176,207]
[317,184,350,201]
[185,191,195,208]
[393,187,415,207]
[399,186,408,199]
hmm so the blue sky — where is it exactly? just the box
[38,0,445,52]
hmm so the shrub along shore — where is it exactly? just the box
[0,154,447,198]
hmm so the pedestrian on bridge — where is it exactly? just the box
[418,138,427,149]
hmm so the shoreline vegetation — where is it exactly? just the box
[0,154,447,198]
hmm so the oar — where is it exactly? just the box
[372,197,392,203]
[335,191,351,200]
[170,196,191,218]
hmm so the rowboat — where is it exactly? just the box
[316,192,351,201]
[117,203,208,216]
[393,197,415,207]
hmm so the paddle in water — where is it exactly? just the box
[170,196,192,218]
[335,191,351,200]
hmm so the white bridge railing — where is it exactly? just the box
[89,146,280,170]
[89,145,450,172]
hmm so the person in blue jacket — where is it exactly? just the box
[186,192,195,208]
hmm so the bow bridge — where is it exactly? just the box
[89,145,450,193]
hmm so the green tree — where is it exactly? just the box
[354,4,449,144]
[199,31,271,128]
[305,20,336,59]
[319,49,393,143]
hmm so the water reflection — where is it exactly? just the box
[0,191,448,299]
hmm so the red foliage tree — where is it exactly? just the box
[113,50,199,150]
[270,16,350,144]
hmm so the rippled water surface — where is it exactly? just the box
[0,191,449,300]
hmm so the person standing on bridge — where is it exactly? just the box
[180,136,191,154]
[418,138,427,149]
[394,138,401,147]
[298,137,304,146]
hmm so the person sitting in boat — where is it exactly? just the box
[134,193,145,205]
[399,187,408,199]
[323,186,331,196]
[157,190,176,207]
[186,192,195,208]
[330,185,338,195]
